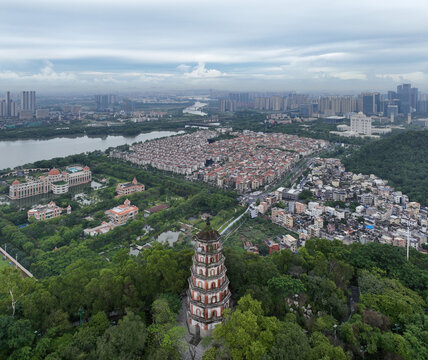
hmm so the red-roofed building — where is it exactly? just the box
[9,165,91,200]
[108,199,139,225]
[27,201,71,221]
[115,177,145,197]
[144,204,170,217]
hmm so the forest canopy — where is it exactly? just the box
[343,130,428,205]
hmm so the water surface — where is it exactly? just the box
[0,130,183,170]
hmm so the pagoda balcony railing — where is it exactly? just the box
[194,245,223,255]
[192,256,224,268]
[187,311,223,324]
[188,277,230,294]
[194,235,221,243]
[187,290,232,309]
[190,266,227,280]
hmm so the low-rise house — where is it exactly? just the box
[27,201,71,221]
[84,221,116,236]
[144,204,170,217]
[108,199,139,225]
[115,177,145,197]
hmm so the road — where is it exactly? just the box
[238,155,315,205]
[219,206,249,236]
[222,145,335,236]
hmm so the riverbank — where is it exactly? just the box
[0,119,188,141]
[0,130,184,170]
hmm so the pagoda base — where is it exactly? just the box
[188,312,222,338]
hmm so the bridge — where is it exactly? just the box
[0,246,35,279]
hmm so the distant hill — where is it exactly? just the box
[343,130,428,205]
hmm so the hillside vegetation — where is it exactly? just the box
[343,130,428,205]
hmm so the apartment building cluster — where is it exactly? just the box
[220,84,427,121]
[27,201,71,221]
[110,130,215,175]
[258,158,427,252]
[110,130,328,193]
[9,165,92,200]
[193,131,327,193]
[0,91,39,120]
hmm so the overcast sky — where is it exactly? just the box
[1,0,428,94]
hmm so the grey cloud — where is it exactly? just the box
[0,0,428,92]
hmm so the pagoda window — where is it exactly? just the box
[212,310,218,318]
[211,283,216,289]
[211,296,217,303]
[196,308,202,317]
[210,269,216,276]
[198,281,203,288]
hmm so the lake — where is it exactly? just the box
[0,130,183,170]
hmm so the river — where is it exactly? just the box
[0,130,183,170]
[183,102,208,116]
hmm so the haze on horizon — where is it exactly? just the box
[1,0,428,94]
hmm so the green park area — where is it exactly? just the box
[0,151,240,278]
[0,146,426,359]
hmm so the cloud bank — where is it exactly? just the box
[0,0,428,93]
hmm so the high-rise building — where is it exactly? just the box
[341,96,357,114]
[5,91,10,116]
[229,92,250,104]
[20,91,36,112]
[330,96,341,114]
[411,87,418,111]
[387,91,397,100]
[254,97,270,110]
[299,103,313,117]
[351,112,372,135]
[270,96,284,111]
[220,99,236,112]
[317,96,356,115]
[397,84,411,114]
[0,100,6,117]
[318,97,330,114]
[397,83,417,114]
[10,101,18,117]
[95,95,110,111]
[417,99,428,113]
[386,105,398,118]
[361,92,380,115]
[187,221,231,338]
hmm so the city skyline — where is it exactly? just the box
[1,0,428,93]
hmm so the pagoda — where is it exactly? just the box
[187,220,231,338]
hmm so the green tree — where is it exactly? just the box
[213,295,281,360]
[96,311,147,360]
[308,332,348,360]
[262,322,310,360]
